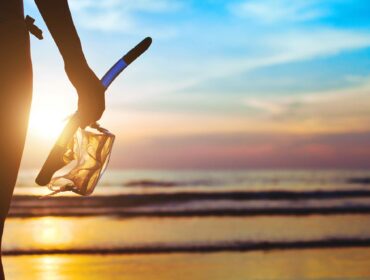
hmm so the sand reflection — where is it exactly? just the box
[34,218,73,248]
[3,248,370,280]
[38,256,63,280]
[3,215,370,252]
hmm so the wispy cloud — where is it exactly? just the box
[265,28,370,60]
[43,1,370,101]
[244,75,370,113]
[207,27,370,82]
[69,0,183,34]
[230,0,328,23]
[243,75,370,134]
[20,0,370,170]
[107,130,370,169]
[133,28,370,98]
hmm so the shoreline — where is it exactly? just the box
[8,206,370,218]
[4,248,370,280]
[3,237,370,256]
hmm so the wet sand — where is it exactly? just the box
[4,248,370,280]
[8,170,370,279]
[3,215,370,253]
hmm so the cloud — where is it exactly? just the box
[30,0,370,101]
[69,0,183,33]
[211,28,370,82]
[265,29,370,60]
[244,75,370,113]
[243,75,370,134]
[106,130,370,169]
[70,0,179,12]
[141,28,370,98]
[230,0,328,23]
[242,99,285,115]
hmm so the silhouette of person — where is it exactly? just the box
[0,1,105,278]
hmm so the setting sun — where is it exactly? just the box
[28,92,76,140]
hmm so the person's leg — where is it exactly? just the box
[0,221,4,279]
[0,20,33,279]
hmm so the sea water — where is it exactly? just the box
[4,169,370,254]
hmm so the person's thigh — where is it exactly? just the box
[0,20,32,226]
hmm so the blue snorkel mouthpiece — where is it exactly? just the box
[101,37,152,88]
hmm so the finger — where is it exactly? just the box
[96,107,105,119]
[79,110,103,127]
[79,123,88,129]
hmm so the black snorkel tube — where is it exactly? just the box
[36,37,152,186]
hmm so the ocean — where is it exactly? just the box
[3,169,370,279]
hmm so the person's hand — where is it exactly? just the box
[65,63,105,128]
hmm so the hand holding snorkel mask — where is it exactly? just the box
[36,37,152,196]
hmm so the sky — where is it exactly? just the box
[21,0,370,169]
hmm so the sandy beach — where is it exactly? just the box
[4,170,370,279]
[4,248,370,280]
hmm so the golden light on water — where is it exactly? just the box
[4,249,370,280]
[37,256,62,280]
[4,215,370,252]
[3,216,370,279]
[32,217,73,248]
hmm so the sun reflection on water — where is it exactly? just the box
[37,256,64,280]
[32,217,73,249]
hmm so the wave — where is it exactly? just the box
[8,206,370,218]
[3,238,370,256]
[347,177,370,185]
[7,189,370,218]
[124,180,180,187]
[123,179,215,187]
[12,189,370,203]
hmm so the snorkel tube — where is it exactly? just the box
[36,37,152,186]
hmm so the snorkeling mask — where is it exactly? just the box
[44,124,115,196]
[36,37,152,196]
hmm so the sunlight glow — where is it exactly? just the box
[28,93,75,140]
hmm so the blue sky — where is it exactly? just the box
[21,0,370,169]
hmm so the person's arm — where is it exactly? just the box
[34,0,105,127]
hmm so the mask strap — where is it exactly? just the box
[39,184,76,199]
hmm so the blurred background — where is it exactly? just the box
[4,0,370,279]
